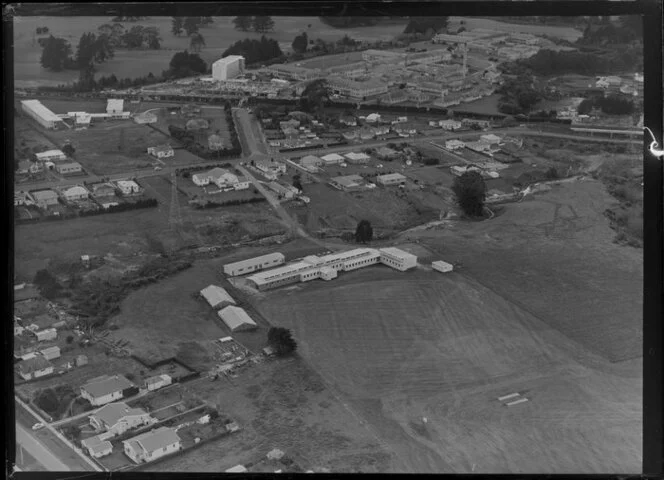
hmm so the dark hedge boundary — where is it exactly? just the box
[129,355,201,383]
[15,198,159,225]
[191,197,266,209]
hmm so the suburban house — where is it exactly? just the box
[192,168,239,188]
[17,356,54,380]
[89,402,156,437]
[445,139,466,150]
[115,180,141,195]
[320,153,345,165]
[200,285,236,310]
[147,145,175,159]
[255,161,287,177]
[14,191,35,206]
[439,119,462,131]
[35,149,66,162]
[480,133,502,144]
[300,155,323,168]
[144,374,173,392]
[81,374,136,406]
[376,173,407,186]
[375,147,399,160]
[123,427,181,464]
[344,152,371,164]
[268,182,299,199]
[55,162,83,175]
[81,436,113,458]
[365,113,381,123]
[329,174,365,191]
[35,328,57,342]
[91,183,117,198]
[40,346,61,360]
[61,185,90,202]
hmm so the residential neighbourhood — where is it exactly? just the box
[13,12,648,477]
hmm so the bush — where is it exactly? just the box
[66,335,74,344]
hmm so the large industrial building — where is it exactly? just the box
[245,247,417,291]
[212,55,245,81]
[223,252,286,277]
[21,100,64,129]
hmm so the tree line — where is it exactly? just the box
[577,94,635,116]
[232,16,275,33]
[222,36,284,66]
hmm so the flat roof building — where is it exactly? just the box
[329,174,364,191]
[106,99,124,114]
[21,100,63,129]
[376,173,407,186]
[378,247,418,271]
[432,260,454,273]
[223,252,286,277]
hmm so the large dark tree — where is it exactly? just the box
[171,16,184,36]
[292,32,308,54]
[252,16,275,33]
[222,36,283,65]
[40,35,72,71]
[267,327,297,356]
[167,50,207,79]
[355,219,374,243]
[299,79,329,113]
[183,17,200,36]
[404,17,449,35]
[189,32,206,53]
[62,143,76,157]
[452,171,487,217]
[232,16,253,31]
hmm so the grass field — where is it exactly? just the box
[254,258,641,473]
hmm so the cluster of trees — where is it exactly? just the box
[292,32,308,54]
[33,269,63,300]
[403,17,449,35]
[34,385,75,419]
[319,17,381,28]
[355,219,374,243]
[171,16,214,37]
[39,36,75,71]
[191,197,266,209]
[166,50,208,78]
[299,79,329,113]
[222,36,283,66]
[267,327,297,356]
[232,16,275,33]
[35,26,50,34]
[112,16,147,22]
[579,16,643,46]
[452,171,487,217]
[496,74,542,115]
[519,49,641,77]
[577,94,635,116]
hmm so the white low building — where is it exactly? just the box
[55,162,83,175]
[223,252,286,277]
[82,436,113,458]
[432,260,453,273]
[144,374,172,392]
[115,180,141,195]
[439,119,462,131]
[378,247,418,271]
[147,145,174,159]
[35,149,67,162]
[81,374,135,407]
[200,285,236,309]
[376,173,407,186]
[107,99,125,114]
[445,139,466,150]
[344,152,371,164]
[123,427,181,464]
[21,100,64,129]
[321,153,345,165]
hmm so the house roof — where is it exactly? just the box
[375,147,398,156]
[200,285,236,308]
[116,180,140,189]
[82,375,134,399]
[62,185,88,195]
[92,402,148,427]
[107,99,124,111]
[377,173,407,182]
[344,152,370,161]
[58,161,83,169]
[218,306,258,331]
[331,175,364,188]
[146,374,170,386]
[31,189,58,201]
[125,427,180,454]
[18,356,52,374]
[225,465,248,473]
[150,145,173,153]
[40,346,60,355]
[35,149,65,159]
[206,167,233,180]
[321,153,345,162]
[224,253,285,272]
[21,100,62,123]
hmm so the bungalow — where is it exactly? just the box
[144,374,173,392]
[147,145,174,159]
[439,119,462,131]
[89,402,156,436]
[14,191,35,206]
[371,125,391,137]
[480,133,502,144]
[81,374,135,406]
[35,328,57,342]
[61,185,90,202]
[256,161,287,177]
[445,139,466,150]
[300,155,323,168]
[376,173,407,186]
[365,113,381,123]
[375,147,399,160]
[91,183,117,198]
[40,346,61,360]
[339,115,357,127]
[55,162,83,175]
[115,180,141,195]
[344,152,371,164]
[123,427,181,464]
[193,168,240,189]
[320,153,345,165]
[393,124,418,137]
[35,149,66,162]
[81,436,113,458]
[342,130,359,141]
[17,356,54,380]
[329,174,364,191]
[268,181,298,199]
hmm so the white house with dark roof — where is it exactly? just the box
[89,402,156,437]
[147,145,174,159]
[144,374,172,392]
[123,427,181,464]
[115,180,141,195]
[81,374,135,406]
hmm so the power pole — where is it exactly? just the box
[169,171,185,248]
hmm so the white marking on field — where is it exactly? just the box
[498,392,520,402]
[506,397,529,407]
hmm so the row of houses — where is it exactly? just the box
[191,167,250,191]
[300,151,372,168]
[17,180,141,208]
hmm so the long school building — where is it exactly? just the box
[223,252,286,277]
[246,247,417,291]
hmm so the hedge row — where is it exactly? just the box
[15,199,158,225]
[192,197,266,209]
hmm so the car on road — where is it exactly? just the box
[154,166,162,171]
[32,423,44,431]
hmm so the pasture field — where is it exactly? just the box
[254,261,641,473]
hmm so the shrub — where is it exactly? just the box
[66,335,74,344]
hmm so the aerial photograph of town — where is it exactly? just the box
[11,9,645,475]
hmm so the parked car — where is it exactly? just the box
[32,423,44,431]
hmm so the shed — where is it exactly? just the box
[75,354,89,367]
[225,465,248,473]
[200,285,236,309]
[432,260,454,273]
[40,346,61,360]
[218,306,258,332]
[35,328,57,342]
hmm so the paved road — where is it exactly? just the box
[15,422,71,471]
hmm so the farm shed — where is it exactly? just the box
[223,252,286,277]
[35,328,57,342]
[432,260,454,273]
[218,306,258,332]
[200,285,236,309]
[145,374,173,391]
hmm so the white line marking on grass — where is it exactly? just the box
[506,397,529,407]
[497,393,520,402]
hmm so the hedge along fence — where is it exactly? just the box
[191,197,267,209]
[129,355,201,382]
[15,198,159,225]
[175,162,233,175]
[278,140,347,153]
